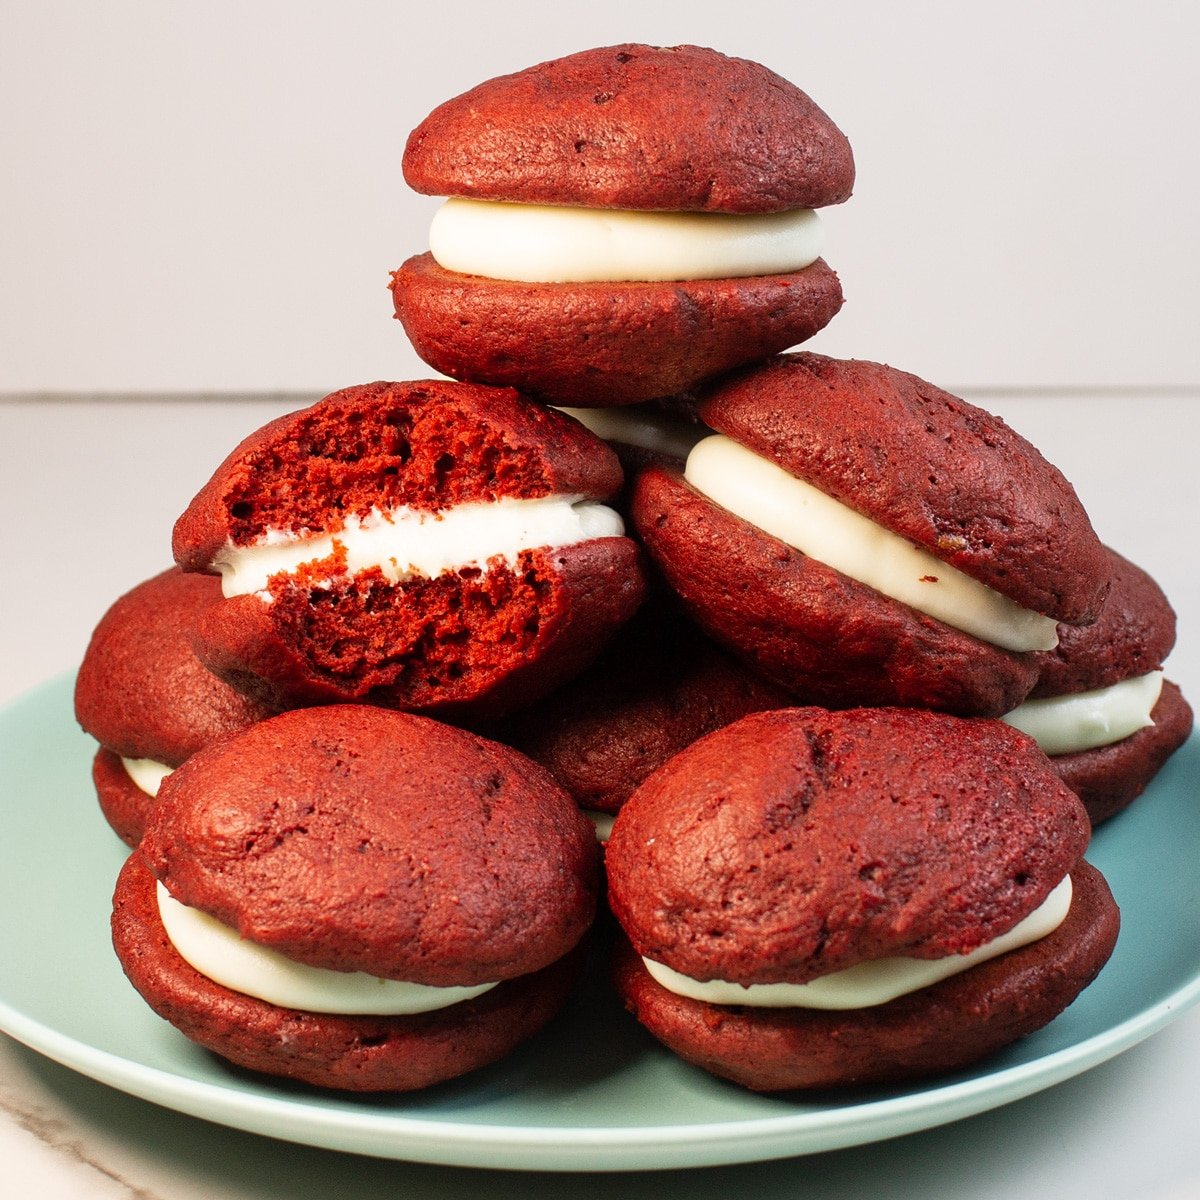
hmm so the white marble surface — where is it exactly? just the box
[1,390,1197,1198]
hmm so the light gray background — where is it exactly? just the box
[3,0,1198,393]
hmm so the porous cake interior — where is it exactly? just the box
[224,389,556,544]
[262,549,564,708]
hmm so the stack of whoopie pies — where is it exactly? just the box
[81,43,1190,1096]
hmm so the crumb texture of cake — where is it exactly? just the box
[173,380,622,560]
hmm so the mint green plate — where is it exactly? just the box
[1,674,1198,1172]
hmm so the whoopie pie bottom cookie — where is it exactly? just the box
[112,853,581,1092]
[1048,682,1193,825]
[612,861,1118,1091]
[390,256,844,408]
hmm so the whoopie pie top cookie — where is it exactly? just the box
[172,380,645,718]
[403,43,854,212]
[74,567,275,844]
[608,707,1091,984]
[113,705,598,1091]
[605,707,1118,1090]
[631,352,1112,716]
[393,44,851,406]
[1003,547,1193,823]
[140,706,597,983]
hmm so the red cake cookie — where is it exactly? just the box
[1004,548,1193,823]
[402,44,854,211]
[391,262,845,409]
[112,705,599,1091]
[631,352,1111,716]
[74,568,275,845]
[392,44,852,406]
[605,707,1119,1090]
[172,380,645,719]
[495,602,791,834]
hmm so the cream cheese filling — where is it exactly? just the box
[582,809,616,843]
[120,756,173,798]
[1002,669,1164,756]
[684,435,1059,653]
[213,495,624,600]
[556,404,709,462]
[643,875,1073,1010]
[157,882,499,1015]
[428,197,824,283]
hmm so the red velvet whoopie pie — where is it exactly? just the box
[606,707,1119,1091]
[632,352,1112,717]
[172,380,645,720]
[393,44,852,407]
[112,705,599,1092]
[495,600,791,836]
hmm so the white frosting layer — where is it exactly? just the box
[429,198,824,283]
[583,809,616,843]
[213,496,624,600]
[556,405,709,462]
[684,435,1059,653]
[643,875,1073,1010]
[157,882,499,1015]
[120,756,173,798]
[1003,670,1164,756]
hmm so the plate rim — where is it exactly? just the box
[4,970,1198,1171]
